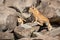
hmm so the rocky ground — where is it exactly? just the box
[0,0,60,40]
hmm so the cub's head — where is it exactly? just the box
[29,6,38,14]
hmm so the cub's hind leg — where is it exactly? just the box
[34,17,43,26]
[34,17,37,22]
[45,22,52,31]
[34,17,38,23]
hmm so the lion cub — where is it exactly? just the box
[29,6,52,31]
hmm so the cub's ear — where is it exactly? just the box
[31,4,35,8]
[30,6,35,10]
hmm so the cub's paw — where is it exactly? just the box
[48,26,52,31]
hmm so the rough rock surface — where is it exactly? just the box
[0,32,14,40]
[4,0,37,12]
[0,6,18,32]
[0,0,4,6]
[3,0,37,19]
[14,23,40,38]
[18,38,32,40]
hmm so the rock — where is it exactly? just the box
[31,32,59,40]
[25,15,35,23]
[14,23,39,38]
[4,0,16,6]
[18,32,59,40]
[0,0,4,6]
[0,32,14,40]
[25,22,39,26]
[21,13,31,18]
[20,24,32,29]
[0,6,18,16]
[25,23,40,31]
[13,0,37,12]
[32,26,40,32]
[0,6,18,32]
[14,25,32,38]
[4,0,37,12]
[46,27,60,37]
[18,38,32,40]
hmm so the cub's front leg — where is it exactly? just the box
[34,17,43,26]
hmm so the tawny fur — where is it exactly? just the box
[18,17,26,24]
[29,6,52,31]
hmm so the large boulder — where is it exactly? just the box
[14,23,40,38]
[14,25,33,38]
[0,6,18,32]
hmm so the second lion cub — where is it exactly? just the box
[29,6,52,31]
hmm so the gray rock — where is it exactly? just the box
[4,0,37,12]
[31,32,59,40]
[25,23,40,31]
[4,0,16,6]
[46,27,60,37]
[18,38,32,40]
[20,24,32,29]
[20,23,40,31]
[14,26,32,38]
[13,0,37,12]
[0,6,18,32]
[0,32,14,40]
[0,0,4,5]
[21,13,31,18]
[25,22,38,27]
[18,32,59,40]
[14,23,39,38]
